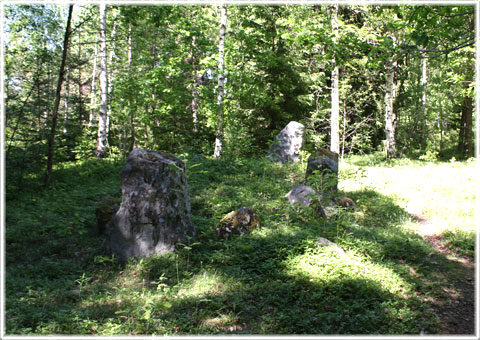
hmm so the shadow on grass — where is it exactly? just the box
[5,156,475,335]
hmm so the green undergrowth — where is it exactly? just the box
[5,153,476,335]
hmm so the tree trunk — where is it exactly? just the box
[456,56,474,160]
[385,63,397,159]
[63,67,69,134]
[106,18,118,141]
[341,100,347,162]
[127,24,136,152]
[150,33,158,145]
[45,4,73,187]
[419,53,428,147]
[96,3,108,158]
[191,35,200,134]
[330,4,340,154]
[88,40,98,127]
[421,53,428,108]
[457,95,473,159]
[213,3,227,159]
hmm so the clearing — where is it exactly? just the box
[5,154,477,335]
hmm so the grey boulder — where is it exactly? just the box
[105,148,195,261]
[269,121,305,164]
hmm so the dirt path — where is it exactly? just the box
[410,211,475,335]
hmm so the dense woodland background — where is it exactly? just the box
[4,3,475,189]
[3,3,477,335]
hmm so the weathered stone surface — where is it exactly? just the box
[286,184,346,218]
[285,184,328,217]
[105,148,195,261]
[316,237,347,257]
[305,148,339,194]
[95,196,120,235]
[215,207,260,239]
[285,184,317,207]
[268,121,305,164]
[319,195,339,217]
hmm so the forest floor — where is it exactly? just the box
[342,155,477,335]
[416,213,475,335]
[5,153,477,336]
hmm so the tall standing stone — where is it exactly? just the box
[268,121,305,164]
[105,149,195,261]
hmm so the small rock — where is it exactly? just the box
[285,184,328,217]
[338,196,355,208]
[316,237,346,257]
[285,184,317,207]
[215,207,260,239]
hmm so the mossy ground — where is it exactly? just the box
[4,153,476,335]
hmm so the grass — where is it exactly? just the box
[343,152,477,257]
[4,152,476,335]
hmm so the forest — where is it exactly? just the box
[3,2,477,336]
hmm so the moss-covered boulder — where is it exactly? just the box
[338,196,355,208]
[215,207,260,239]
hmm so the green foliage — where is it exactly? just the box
[418,150,438,162]
[5,4,474,170]
[6,154,474,335]
[4,3,475,334]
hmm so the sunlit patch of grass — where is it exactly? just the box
[285,246,411,297]
[340,157,477,258]
[177,270,232,299]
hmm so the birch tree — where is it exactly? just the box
[330,4,340,154]
[384,59,397,159]
[213,3,227,159]
[96,2,108,158]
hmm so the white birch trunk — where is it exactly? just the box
[421,53,428,108]
[330,4,340,155]
[96,3,108,158]
[213,3,227,159]
[420,53,428,141]
[106,19,118,140]
[385,64,397,158]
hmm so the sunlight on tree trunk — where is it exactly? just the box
[214,3,227,159]
[385,63,397,159]
[419,53,428,144]
[96,3,108,158]
[330,4,340,155]
[106,17,118,145]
